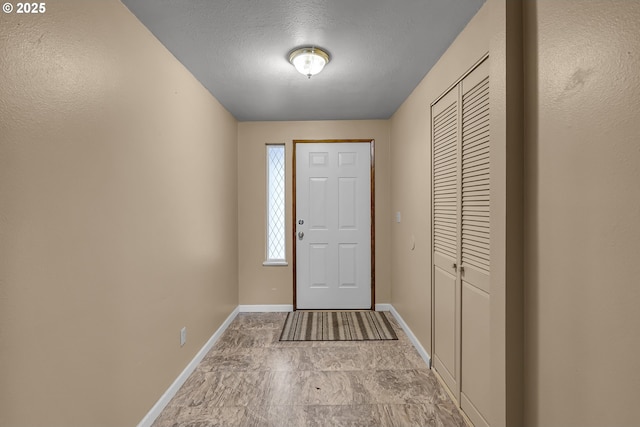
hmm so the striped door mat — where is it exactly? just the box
[280,311,398,341]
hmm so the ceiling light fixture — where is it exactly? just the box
[288,47,330,79]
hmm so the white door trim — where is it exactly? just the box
[292,139,375,310]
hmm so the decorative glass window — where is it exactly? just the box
[264,145,287,265]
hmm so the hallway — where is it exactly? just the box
[152,313,466,427]
[2,1,639,426]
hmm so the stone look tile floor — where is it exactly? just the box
[152,312,467,427]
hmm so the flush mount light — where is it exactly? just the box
[288,47,330,79]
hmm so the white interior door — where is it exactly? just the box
[295,142,371,309]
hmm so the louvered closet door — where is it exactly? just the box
[431,86,460,396]
[431,57,490,427]
[460,59,490,427]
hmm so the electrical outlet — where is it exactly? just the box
[180,327,187,347]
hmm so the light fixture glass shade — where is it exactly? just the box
[289,47,330,78]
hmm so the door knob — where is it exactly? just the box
[453,263,457,272]
[298,231,304,240]
[459,265,465,274]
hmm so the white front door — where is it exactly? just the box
[295,142,372,309]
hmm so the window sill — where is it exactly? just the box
[263,261,289,267]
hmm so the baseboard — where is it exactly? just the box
[238,304,293,312]
[375,303,392,311]
[137,306,240,427]
[388,305,432,368]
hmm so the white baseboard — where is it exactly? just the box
[388,305,432,369]
[137,306,240,427]
[238,304,293,312]
[375,303,392,311]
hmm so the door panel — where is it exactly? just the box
[461,282,490,427]
[309,178,328,229]
[338,177,357,228]
[296,142,371,309]
[432,87,460,395]
[309,244,329,288]
[460,59,491,426]
[338,244,357,287]
[433,266,457,392]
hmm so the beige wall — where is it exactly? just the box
[237,121,391,306]
[389,2,490,365]
[0,1,238,426]
[523,1,640,426]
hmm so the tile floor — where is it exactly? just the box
[152,312,467,427]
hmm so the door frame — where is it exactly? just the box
[292,139,376,310]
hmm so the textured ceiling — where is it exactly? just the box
[121,0,485,121]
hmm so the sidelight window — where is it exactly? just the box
[264,144,287,265]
